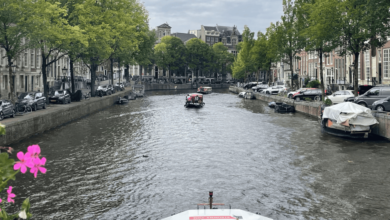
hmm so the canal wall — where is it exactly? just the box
[145,83,229,91]
[229,86,390,140]
[0,88,132,145]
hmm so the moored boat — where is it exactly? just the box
[185,93,205,108]
[197,86,212,94]
[321,102,379,138]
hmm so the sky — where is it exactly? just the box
[141,0,284,35]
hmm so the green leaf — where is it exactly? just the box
[0,152,16,184]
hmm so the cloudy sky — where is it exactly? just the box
[141,0,284,35]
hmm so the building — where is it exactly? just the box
[171,33,197,44]
[199,24,242,55]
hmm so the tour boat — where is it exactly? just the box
[185,93,205,108]
[162,192,272,220]
[321,102,378,138]
[197,86,212,94]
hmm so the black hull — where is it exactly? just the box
[321,119,369,139]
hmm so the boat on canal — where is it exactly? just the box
[197,86,212,94]
[321,102,379,138]
[162,192,272,220]
[185,93,205,108]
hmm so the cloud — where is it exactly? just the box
[141,0,283,35]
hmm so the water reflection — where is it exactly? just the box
[8,89,390,220]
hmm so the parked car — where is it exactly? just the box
[354,86,390,108]
[16,92,46,111]
[97,85,114,96]
[263,85,287,95]
[293,89,331,101]
[287,88,315,99]
[115,83,125,91]
[347,85,374,96]
[0,100,15,120]
[325,90,354,104]
[244,82,260,89]
[215,79,222,84]
[252,84,268,92]
[372,96,390,111]
[225,79,235,84]
[49,90,71,104]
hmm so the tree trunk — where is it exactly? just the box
[41,49,49,103]
[290,55,294,90]
[70,58,75,93]
[139,65,142,81]
[90,63,97,97]
[319,48,326,101]
[118,58,121,84]
[110,58,114,85]
[7,57,15,103]
[125,64,130,83]
[185,66,187,83]
[353,52,359,97]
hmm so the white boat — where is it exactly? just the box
[162,209,272,220]
[197,86,212,94]
[238,92,246,98]
[321,102,379,138]
[162,192,272,220]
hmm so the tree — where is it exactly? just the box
[0,0,32,102]
[275,0,305,90]
[186,38,210,84]
[297,0,340,101]
[335,0,390,97]
[232,26,255,82]
[154,36,186,81]
[28,0,86,100]
[213,42,234,80]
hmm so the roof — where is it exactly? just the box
[158,23,171,28]
[171,33,197,43]
[216,25,241,35]
[204,26,217,31]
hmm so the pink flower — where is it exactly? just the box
[30,157,46,178]
[14,152,32,174]
[27,145,41,158]
[7,186,15,203]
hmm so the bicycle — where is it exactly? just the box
[15,104,32,114]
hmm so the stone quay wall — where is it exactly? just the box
[145,83,230,91]
[229,86,390,140]
[0,88,132,146]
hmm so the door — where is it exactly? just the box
[365,88,380,107]
[3,101,11,116]
[25,76,28,92]
[35,93,43,107]
[31,76,34,91]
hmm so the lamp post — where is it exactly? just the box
[62,66,68,90]
[315,63,318,80]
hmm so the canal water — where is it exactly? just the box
[9,89,390,220]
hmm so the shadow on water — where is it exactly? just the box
[7,89,390,220]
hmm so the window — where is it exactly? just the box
[330,53,333,64]
[206,37,210,42]
[384,49,389,79]
[365,51,370,80]
[211,37,214,43]
[381,89,390,96]
[24,51,28,66]
[368,88,380,96]
[31,53,34,67]
[378,49,381,62]
[232,39,236,45]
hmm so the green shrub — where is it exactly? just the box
[324,98,333,106]
[304,77,310,87]
[305,98,312,102]
[307,80,320,88]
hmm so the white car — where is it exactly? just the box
[264,85,287,95]
[325,90,354,104]
[252,84,268,92]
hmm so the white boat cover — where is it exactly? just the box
[323,102,378,126]
[162,209,272,220]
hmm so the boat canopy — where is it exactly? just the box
[162,209,272,220]
[323,102,378,126]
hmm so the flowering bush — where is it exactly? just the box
[0,144,46,219]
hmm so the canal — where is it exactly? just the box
[10,89,390,220]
